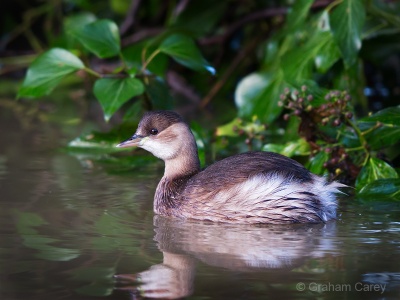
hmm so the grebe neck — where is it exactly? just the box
[164,155,200,179]
[155,143,200,215]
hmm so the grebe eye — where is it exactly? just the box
[150,128,158,135]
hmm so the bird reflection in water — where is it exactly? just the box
[114,216,337,299]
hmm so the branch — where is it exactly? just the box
[200,0,334,45]
[200,37,262,108]
[167,70,202,104]
[173,0,190,18]
[121,27,163,46]
[120,0,142,35]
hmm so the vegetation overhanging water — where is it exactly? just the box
[1,1,400,299]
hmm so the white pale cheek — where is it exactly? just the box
[140,139,176,160]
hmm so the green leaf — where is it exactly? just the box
[337,127,361,148]
[329,0,366,67]
[216,118,242,137]
[159,34,215,74]
[93,78,144,121]
[122,42,168,77]
[360,106,400,124]
[67,122,143,154]
[71,19,120,58]
[358,178,400,200]
[358,106,400,149]
[64,12,97,35]
[68,137,122,153]
[314,33,342,73]
[306,151,329,175]
[234,72,285,123]
[262,38,280,68]
[285,0,314,31]
[356,157,398,190]
[64,13,98,49]
[262,139,310,158]
[364,126,400,149]
[235,73,270,118]
[18,48,84,98]
[282,12,340,83]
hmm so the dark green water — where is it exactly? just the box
[1,99,400,300]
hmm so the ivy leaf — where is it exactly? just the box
[329,0,366,67]
[262,139,310,158]
[314,33,341,73]
[356,157,398,191]
[234,72,285,123]
[360,106,400,124]
[215,118,242,137]
[285,0,314,32]
[64,12,97,48]
[93,78,144,122]
[122,42,168,77]
[358,178,400,200]
[64,12,97,35]
[159,34,215,74]
[71,19,120,58]
[282,12,340,83]
[18,48,84,98]
[307,151,329,175]
[235,73,270,119]
[358,106,400,149]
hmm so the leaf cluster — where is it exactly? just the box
[13,0,400,198]
[17,16,214,121]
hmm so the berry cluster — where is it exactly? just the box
[278,86,360,182]
[319,90,353,126]
[279,86,354,128]
[231,117,267,149]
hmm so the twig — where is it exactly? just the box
[121,0,333,47]
[173,0,190,18]
[141,49,161,72]
[199,37,261,108]
[120,0,142,35]
[121,27,163,46]
[200,0,334,45]
[201,7,287,46]
[84,67,102,78]
[167,70,201,104]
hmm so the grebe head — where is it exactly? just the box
[117,111,200,176]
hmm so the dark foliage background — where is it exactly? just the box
[1,0,400,196]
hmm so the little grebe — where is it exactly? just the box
[117,111,345,224]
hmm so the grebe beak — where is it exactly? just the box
[116,134,144,148]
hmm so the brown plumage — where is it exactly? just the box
[117,110,345,224]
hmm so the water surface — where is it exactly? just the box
[1,102,400,300]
